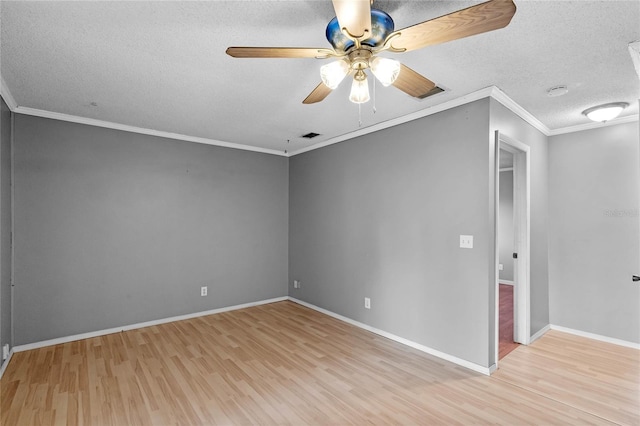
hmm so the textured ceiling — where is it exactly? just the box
[1,1,639,155]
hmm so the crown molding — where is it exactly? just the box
[0,77,18,111]
[289,87,496,156]
[5,77,635,157]
[13,106,287,157]
[548,113,639,136]
[488,86,551,135]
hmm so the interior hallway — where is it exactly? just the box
[499,283,519,359]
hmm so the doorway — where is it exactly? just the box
[498,150,518,359]
[494,132,531,365]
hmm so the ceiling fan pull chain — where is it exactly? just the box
[373,78,377,114]
[358,103,362,127]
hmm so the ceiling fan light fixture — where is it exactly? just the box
[349,71,370,104]
[320,60,350,89]
[582,102,628,122]
[370,57,401,87]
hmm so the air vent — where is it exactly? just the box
[301,132,320,139]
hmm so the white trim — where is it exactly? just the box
[530,324,550,343]
[287,297,492,376]
[489,87,550,135]
[548,114,639,136]
[291,86,555,156]
[498,280,514,286]
[0,77,18,111]
[12,296,288,353]
[0,348,14,381]
[289,87,496,156]
[499,167,514,172]
[550,325,640,350]
[12,106,287,157]
[4,81,637,157]
[492,133,500,368]
[497,133,531,348]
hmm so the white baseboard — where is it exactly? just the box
[0,348,15,381]
[498,280,514,286]
[530,324,550,343]
[287,297,491,376]
[13,296,288,353]
[550,325,640,350]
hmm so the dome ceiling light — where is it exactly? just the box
[582,102,628,123]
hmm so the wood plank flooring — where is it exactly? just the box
[493,329,640,425]
[1,301,638,425]
[498,283,519,359]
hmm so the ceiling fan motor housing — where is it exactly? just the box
[348,48,373,71]
[326,9,395,52]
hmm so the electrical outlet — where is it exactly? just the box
[201,286,208,297]
[293,280,301,289]
[460,235,474,249]
[364,297,371,309]
[2,344,8,360]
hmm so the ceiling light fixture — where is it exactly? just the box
[370,57,401,87]
[582,102,628,123]
[227,0,516,105]
[349,70,370,104]
[320,60,349,89]
[320,54,401,104]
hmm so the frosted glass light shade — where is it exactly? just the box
[349,75,370,104]
[320,60,349,89]
[582,102,628,122]
[370,57,400,86]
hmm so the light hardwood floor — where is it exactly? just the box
[498,283,519,359]
[1,301,638,425]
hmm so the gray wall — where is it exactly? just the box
[1,97,12,361]
[490,99,550,338]
[290,99,495,368]
[13,115,289,345]
[499,170,514,282]
[549,122,639,343]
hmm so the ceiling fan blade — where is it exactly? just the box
[226,47,330,58]
[392,64,444,99]
[303,82,333,104]
[390,0,516,52]
[332,0,372,40]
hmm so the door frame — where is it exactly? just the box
[494,131,531,366]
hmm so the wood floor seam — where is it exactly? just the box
[492,370,621,425]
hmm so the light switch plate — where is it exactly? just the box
[499,264,504,271]
[460,235,473,249]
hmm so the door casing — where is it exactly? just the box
[494,131,531,368]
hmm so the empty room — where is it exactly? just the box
[1,0,639,424]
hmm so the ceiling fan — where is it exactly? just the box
[226,0,516,105]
